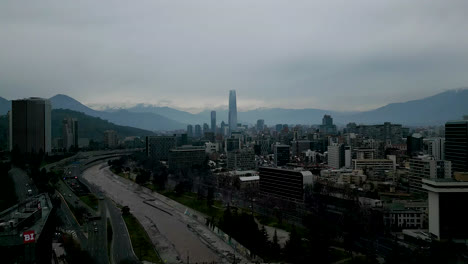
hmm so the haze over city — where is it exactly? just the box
[2,1,468,112]
[2,1,468,264]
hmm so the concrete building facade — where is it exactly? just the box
[11,98,51,153]
[259,167,313,202]
[146,135,176,160]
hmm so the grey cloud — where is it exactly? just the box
[1,0,468,111]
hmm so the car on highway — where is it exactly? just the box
[94,227,98,232]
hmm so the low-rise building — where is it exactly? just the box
[239,176,260,190]
[383,201,426,230]
[353,158,395,177]
[338,170,367,185]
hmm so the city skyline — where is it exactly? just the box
[2,1,468,112]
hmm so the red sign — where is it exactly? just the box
[23,230,35,244]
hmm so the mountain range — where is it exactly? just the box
[0,88,467,131]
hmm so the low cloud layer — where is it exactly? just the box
[1,1,468,112]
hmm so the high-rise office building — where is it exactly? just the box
[8,111,12,151]
[227,148,256,170]
[220,121,227,136]
[103,130,118,148]
[320,115,337,135]
[409,157,451,194]
[445,119,468,174]
[423,177,468,240]
[146,135,176,160]
[168,146,206,170]
[228,90,237,133]
[275,124,283,133]
[274,144,290,166]
[187,125,193,137]
[225,137,241,152]
[256,119,264,132]
[194,124,202,138]
[424,137,445,160]
[11,97,51,153]
[407,133,424,157]
[203,123,210,134]
[355,122,404,144]
[62,118,78,150]
[259,167,313,201]
[211,111,216,133]
[327,143,345,169]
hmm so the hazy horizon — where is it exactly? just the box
[2,1,468,112]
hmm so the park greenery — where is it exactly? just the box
[121,207,162,263]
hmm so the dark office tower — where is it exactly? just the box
[228,90,237,133]
[407,133,424,157]
[445,118,468,174]
[194,124,202,138]
[12,97,51,153]
[256,119,265,132]
[320,114,337,134]
[203,123,209,134]
[346,122,357,133]
[220,121,227,136]
[322,115,333,126]
[146,135,176,160]
[211,111,216,133]
[275,124,283,132]
[180,133,188,146]
[274,144,290,166]
[187,125,193,137]
[62,118,78,150]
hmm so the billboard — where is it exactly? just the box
[23,230,35,244]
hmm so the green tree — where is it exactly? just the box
[284,225,303,263]
[271,229,281,260]
[207,187,214,207]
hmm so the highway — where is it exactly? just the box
[106,198,140,264]
[84,163,249,264]
[86,200,109,264]
[9,167,37,202]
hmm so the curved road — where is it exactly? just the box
[83,164,245,264]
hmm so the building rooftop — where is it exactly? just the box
[239,176,260,182]
[0,193,52,246]
[422,178,468,193]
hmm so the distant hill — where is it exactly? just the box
[105,89,468,126]
[2,88,468,129]
[0,109,155,149]
[340,88,468,125]
[51,109,155,141]
[50,94,185,131]
[124,105,341,126]
[50,94,101,117]
[0,97,10,116]
[126,104,201,124]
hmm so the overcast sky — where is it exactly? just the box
[1,1,468,112]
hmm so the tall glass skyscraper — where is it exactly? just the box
[11,97,51,153]
[228,90,237,133]
[211,111,216,133]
